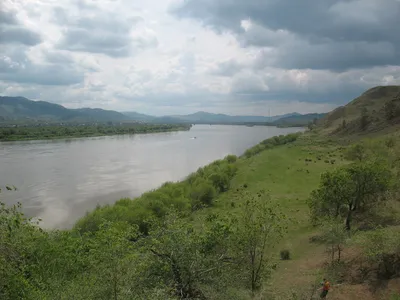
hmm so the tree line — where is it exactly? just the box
[0,123,191,141]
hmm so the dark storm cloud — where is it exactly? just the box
[54,5,153,57]
[59,28,133,57]
[0,8,42,45]
[0,48,84,86]
[0,27,42,46]
[0,10,18,25]
[173,0,400,70]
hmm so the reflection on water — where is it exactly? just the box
[0,125,304,228]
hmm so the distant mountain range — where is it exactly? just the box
[0,96,326,126]
[0,96,130,123]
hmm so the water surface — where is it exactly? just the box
[0,125,303,228]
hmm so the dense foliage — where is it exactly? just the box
[0,132,302,299]
[308,136,400,293]
[0,123,191,141]
[243,132,301,158]
[75,155,238,234]
[0,192,286,299]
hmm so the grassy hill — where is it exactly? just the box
[273,113,327,127]
[319,86,400,135]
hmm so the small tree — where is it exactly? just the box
[309,162,391,230]
[361,228,400,279]
[345,143,367,162]
[309,169,353,222]
[360,107,370,130]
[87,222,139,300]
[384,101,400,121]
[190,178,216,209]
[322,219,349,263]
[143,212,230,299]
[345,162,391,230]
[229,190,286,293]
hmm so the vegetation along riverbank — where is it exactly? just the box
[0,123,192,141]
[1,86,400,299]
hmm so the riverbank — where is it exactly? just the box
[2,130,400,299]
[0,123,191,141]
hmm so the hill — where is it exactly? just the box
[272,112,327,127]
[168,111,301,123]
[1,95,323,126]
[318,85,400,135]
[0,96,130,123]
[122,110,305,124]
[122,111,156,122]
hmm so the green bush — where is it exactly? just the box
[190,179,216,209]
[243,133,301,158]
[225,154,237,163]
[280,249,291,260]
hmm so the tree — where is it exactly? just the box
[309,169,353,222]
[84,222,139,300]
[229,190,286,293]
[321,219,349,263]
[309,162,391,230]
[345,143,367,162]
[384,100,400,121]
[208,172,230,192]
[360,107,370,130]
[360,228,400,279]
[190,178,216,209]
[142,212,231,299]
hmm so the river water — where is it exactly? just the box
[0,125,303,228]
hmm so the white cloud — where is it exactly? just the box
[0,0,400,115]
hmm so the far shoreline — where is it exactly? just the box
[0,123,192,142]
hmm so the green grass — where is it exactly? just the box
[187,134,352,298]
[214,135,347,223]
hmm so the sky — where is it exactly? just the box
[1,0,400,116]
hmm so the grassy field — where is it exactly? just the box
[192,131,400,299]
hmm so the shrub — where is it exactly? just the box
[190,179,216,209]
[361,228,400,279]
[280,249,291,260]
[225,154,237,163]
[209,172,230,192]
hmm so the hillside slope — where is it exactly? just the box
[319,86,400,135]
[0,96,130,122]
[273,113,327,127]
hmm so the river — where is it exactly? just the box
[0,125,304,228]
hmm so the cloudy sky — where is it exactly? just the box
[1,0,399,116]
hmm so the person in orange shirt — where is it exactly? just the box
[320,278,331,298]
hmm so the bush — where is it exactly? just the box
[280,249,291,260]
[361,228,400,279]
[243,133,302,158]
[390,293,400,300]
[209,173,230,192]
[225,155,237,163]
[190,179,216,209]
